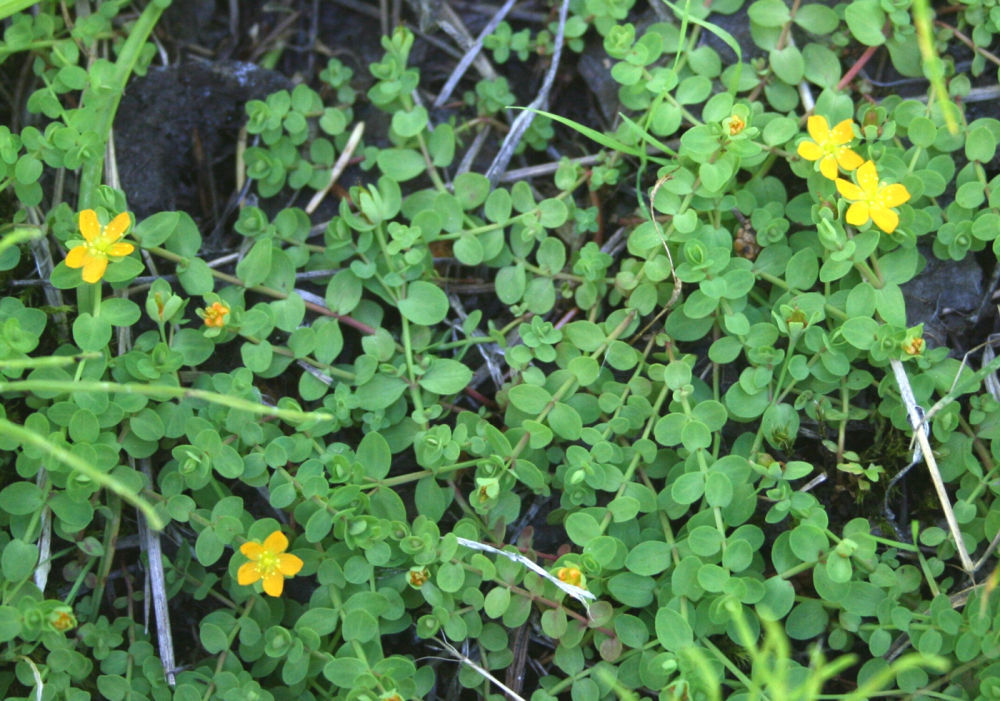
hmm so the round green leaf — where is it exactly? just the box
[625,541,670,576]
[376,148,425,181]
[398,281,448,325]
[655,607,693,651]
[419,358,472,395]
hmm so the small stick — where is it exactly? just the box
[138,459,177,685]
[455,536,595,607]
[890,358,975,575]
[433,0,518,108]
[306,121,365,215]
[485,0,571,186]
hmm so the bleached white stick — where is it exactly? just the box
[455,536,596,607]
[890,358,974,574]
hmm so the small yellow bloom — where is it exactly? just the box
[65,209,134,283]
[48,608,77,632]
[728,114,746,136]
[836,161,911,234]
[202,301,230,328]
[797,116,864,180]
[556,566,582,586]
[237,530,303,597]
[902,336,924,356]
[408,567,430,588]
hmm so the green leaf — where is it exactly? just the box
[676,75,712,105]
[802,44,841,88]
[2,538,38,581]
[177,257,213,295]
[236,239,272,287]
[324,657,367,687]
[73,313,112,351]
[398,281,448,325]
[625,541,670,576]
[794,4,839,33]
[748,0,790,26]
[758,576,796,620]
[0,482,43,515]
[357,431,391,480]
[453,172,490,210]
[762,116,798,146]
[840,317,879,350]
[547,402,582,440]
[967,125,997,162]
[785,600,829,639]
[655,608,693,650]
[428,123,455,167]
[325,270,362,315]
[376,148,426,181]
[133,210,180,247]
[484,586,511,618]
[342,609,378,641]
[356,374,407,411]
[195,528,223,566]
[845,0,886,46]
[508,384,552,414]
[419,358,472,395]
[565,512,601,547]
[608,572,655,607]
[770,45,804,84]
[0,605,21,642]
[391,106,428,138]
[672,472,705,504]
[100,298,141,327]
[704,471,733,507]
[495,264,526,304]
[485,188,512,223]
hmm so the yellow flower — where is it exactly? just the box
[48,608,77,632]
[835,160,911,234]
[202,301,230,328]
[65,209,134,283]
[556,566,582,586]
[407,567,430,588]
[902,336,924,356]
[237,530,303,597]
[797,116,863,180]
[728,114,746,136]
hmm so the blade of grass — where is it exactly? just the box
[0,417,165,530]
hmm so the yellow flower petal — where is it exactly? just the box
[79,210,100,242]
[836,178,864,201]
[277,553,304,576]
[881,183,911,208]
[870,206,899,233]
[262,571,285,597]
[797,140,823,162]
[65,246,88,269]
[830,119,856,145]
[856,161,879,194]
[238,561,261,585]
[82,257,108,283]
[806,115,831,144]
[240,541,264,559]
[845,202,870,227]
[263,530,289,553]
[836,148,863,171]
[105,212,131,241]
[819,155,839,180]
[107,242,134,257]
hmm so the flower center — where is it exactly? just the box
[86,229,118,256]
[257,550,278,574]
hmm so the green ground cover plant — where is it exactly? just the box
[1,0,1000,699]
